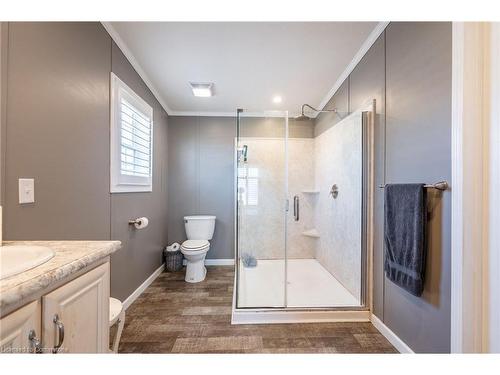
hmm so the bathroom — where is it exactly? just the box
[1,9,500,366]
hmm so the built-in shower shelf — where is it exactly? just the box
[302,190,320,194]
[302,229,320,238]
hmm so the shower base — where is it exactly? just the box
[236,258,360,308]
[232,258,369,324]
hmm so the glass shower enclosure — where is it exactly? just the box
[235,107,371,310]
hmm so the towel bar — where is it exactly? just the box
[378,180,449,191]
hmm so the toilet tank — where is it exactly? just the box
[184,215,216,240]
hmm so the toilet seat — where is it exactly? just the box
[181,240,210,251]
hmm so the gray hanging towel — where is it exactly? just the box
[384,183,427,296]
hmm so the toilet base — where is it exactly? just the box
[184,260,207,283]
[181,242,210,283]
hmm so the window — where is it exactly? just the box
[110,73,153,193]
[237,166,259,206]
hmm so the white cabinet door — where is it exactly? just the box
[42,262,110,353]
[0,300,42,353]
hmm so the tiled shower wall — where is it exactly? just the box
[314,112,363,299]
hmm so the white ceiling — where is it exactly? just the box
[106,22,382,116]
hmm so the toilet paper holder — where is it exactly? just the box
[128,217,149,229]
[128,218,148,225]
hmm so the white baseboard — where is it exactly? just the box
[205,258,235,266]
[122,263,165,310]
[182,258,235,266]
[232,309,371,325]
[371,314,414,353]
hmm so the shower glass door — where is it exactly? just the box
[235,106,370,310]
[236,109,288,308]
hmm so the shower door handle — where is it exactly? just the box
[293,195,299,221]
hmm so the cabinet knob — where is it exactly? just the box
[28,329,42,354]
[52,314,65,354]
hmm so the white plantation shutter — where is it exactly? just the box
[120,98,152,177]
[246,168,259,205]
[237,166,259,206]
[111,73,153,192]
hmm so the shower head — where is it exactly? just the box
[294,113,311,121]
[295,103,340,121]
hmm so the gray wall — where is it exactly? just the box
[0,22,169,302]
[240,117,315,138]
[384,22,451,353]
[167,116,314,260]
[168,116,236,260]
[350,34,386,319]
[3,22,111,240]
[315,22,451,353]
[315,79,349,137]
[110,42,169,301]
[0,23,7,206]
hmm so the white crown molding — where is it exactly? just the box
[101,22,173,115]
[315,21,389,113]
[169,110,236,117]
[169,110,300,118]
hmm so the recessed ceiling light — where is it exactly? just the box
[190,82,214,97]
[272,95,282,104]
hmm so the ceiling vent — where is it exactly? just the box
[189,82,214,97]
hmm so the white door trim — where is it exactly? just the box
[487,22,500,353]
[450,20,466,354]
[451,21,500,353]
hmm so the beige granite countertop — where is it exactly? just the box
[0,241,121,315]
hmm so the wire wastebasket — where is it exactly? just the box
[164,245,183,272]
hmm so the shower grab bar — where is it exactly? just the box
[378,180,449,191]
[293,195,300,221]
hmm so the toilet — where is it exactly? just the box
[181,215,216,283]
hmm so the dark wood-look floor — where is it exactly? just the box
[118,266,397,354]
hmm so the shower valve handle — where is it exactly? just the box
[330,184,339,199]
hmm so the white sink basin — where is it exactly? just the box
[0,245,55,280]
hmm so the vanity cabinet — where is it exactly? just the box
[0,301,41,353]
[42,262,110,353]
[0,262,110,354]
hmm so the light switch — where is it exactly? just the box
[18,178,35,204]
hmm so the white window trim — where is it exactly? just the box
[110,72,153,193]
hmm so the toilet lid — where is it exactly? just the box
[181,240,209,250]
